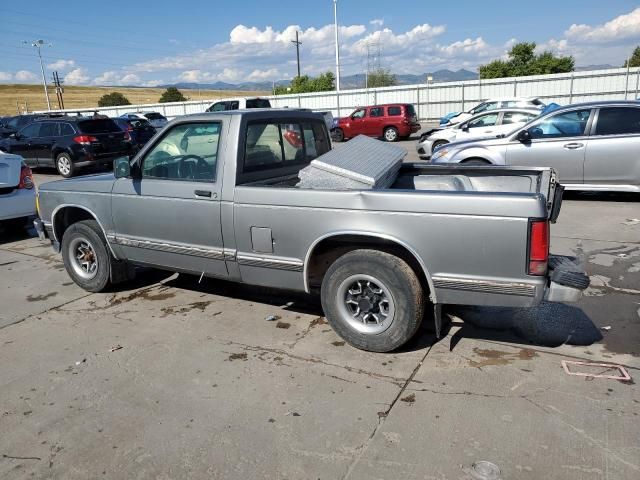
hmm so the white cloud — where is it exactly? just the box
[0,72,12,81]
[566,7,640,44]
[120,74,141,84]
[247,68,279,81]
[46,59,75,71]
[350,23,446,55]
[370,19,384,27]
[15,70,37,82]
[64,67,90,85]
[142,79,164,87]
[440,37,489,56]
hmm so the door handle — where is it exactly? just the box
[194,189,212,198]
[563,142,584,149]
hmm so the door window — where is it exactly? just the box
[502,112,536,125]
[351,109,366,119]
[528,109,590,139]
[594,107,640,135]
[229,101,240,110]
[369,107,384,117]
[141,122,220,181]
[210,102,226,112]
[472,102,498,114]
[19,123,41,138]
[39,122,59,137]
[60,123,75,136]
[467,113,499,129]
[387,106,402,116]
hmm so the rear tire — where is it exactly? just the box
[56,152,76,178]
[383,127,399,142]
[321,249,425,352]
[61,220,112,292]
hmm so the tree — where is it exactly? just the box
[274,71,335,94]
[623,46,640,67]
[479,42,574,79]
[367,68,397,88]
[97,92,131,107]
[159,87,187,103]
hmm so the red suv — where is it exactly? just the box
[333,104,420,142]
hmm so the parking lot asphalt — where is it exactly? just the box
[1,138,639,479]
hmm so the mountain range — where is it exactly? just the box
[166,64,616,92]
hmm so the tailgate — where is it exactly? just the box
[92,131,128,151]
[0,154,22,188]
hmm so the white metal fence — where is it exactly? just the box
[37,66,640,121]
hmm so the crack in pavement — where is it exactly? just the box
[341,344,434,480]
[225,340,407,386]
[0,292,94,331]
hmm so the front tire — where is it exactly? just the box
[332,128,345,142]
[463,158,491,166]
[383,127,399,142]
[61,220,112,292]
[56,152,75,178]
[321,249,425,352]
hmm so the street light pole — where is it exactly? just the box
[333,0,341,91]
[25,40,52,111]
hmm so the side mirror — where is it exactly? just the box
[516,130,531,143]
[461,124,469,132]
[113,156,132,178]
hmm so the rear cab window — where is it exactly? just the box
[239,119,330,183]
[246,99,271,109]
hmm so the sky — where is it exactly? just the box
[1,1,639,87]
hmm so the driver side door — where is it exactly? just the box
[111,120,228,278]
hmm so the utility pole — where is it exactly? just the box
[333,0,341,91]
[24,39,52,111]
[291,31,302,78]
[52,71,65,110]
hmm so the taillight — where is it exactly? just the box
[19,165,34,189]
[528,220,549,275]
[73,135,98,145]
[123,131,132,142]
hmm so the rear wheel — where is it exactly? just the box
[383,127,399,142]
[61,220,112,292]
[321,249,425,352]
[56,152,76,178]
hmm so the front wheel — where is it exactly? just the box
[321,249,425,352]
[56,152,76,178]
[61,220,113,292]
[332,128,345,142]
[463,158,491,166]
[383,127,399,142]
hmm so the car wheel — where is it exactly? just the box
[56,152,75,178]
[431,140,448,152]
[383,127,399,142]
[61,220,112,292]
[332,128,345,142]
[463,158,491,166]
[321,249,425,352]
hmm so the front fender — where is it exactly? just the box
[450,145,507,165]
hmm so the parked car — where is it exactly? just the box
[120,112,168,131]
[112,117,157,151]
[34,109,587,353]
[441,97,545,126]
[0,117,132,178]
[430,101,640,192]
[417,108,540,159]
[0,152,36,230]
[205,97,271,112]
[1,114,50,139]
[333,104,420,142]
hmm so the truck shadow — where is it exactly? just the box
[563,191,639,203]
[0,223,37,246]
[443,302,603,352]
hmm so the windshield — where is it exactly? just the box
[144,113,166,120]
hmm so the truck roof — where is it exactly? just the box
[177,108,325,122]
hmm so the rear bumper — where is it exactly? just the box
[33,217,59,251]
[0,188,36,221]
[544,282,583,302]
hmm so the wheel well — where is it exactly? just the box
[462,157,491,165]
[53,207,95,242]
[52,147,66,159]
[306,234,431,296]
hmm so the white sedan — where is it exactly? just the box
[417,108,540,159]
[0,152,36,230]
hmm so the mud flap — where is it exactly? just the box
[434,304,442,339]
[109,259,136,284]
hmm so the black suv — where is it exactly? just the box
[0,117,132,177]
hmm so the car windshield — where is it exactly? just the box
[78,119,121,133]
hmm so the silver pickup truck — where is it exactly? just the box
[34,110,588,352]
